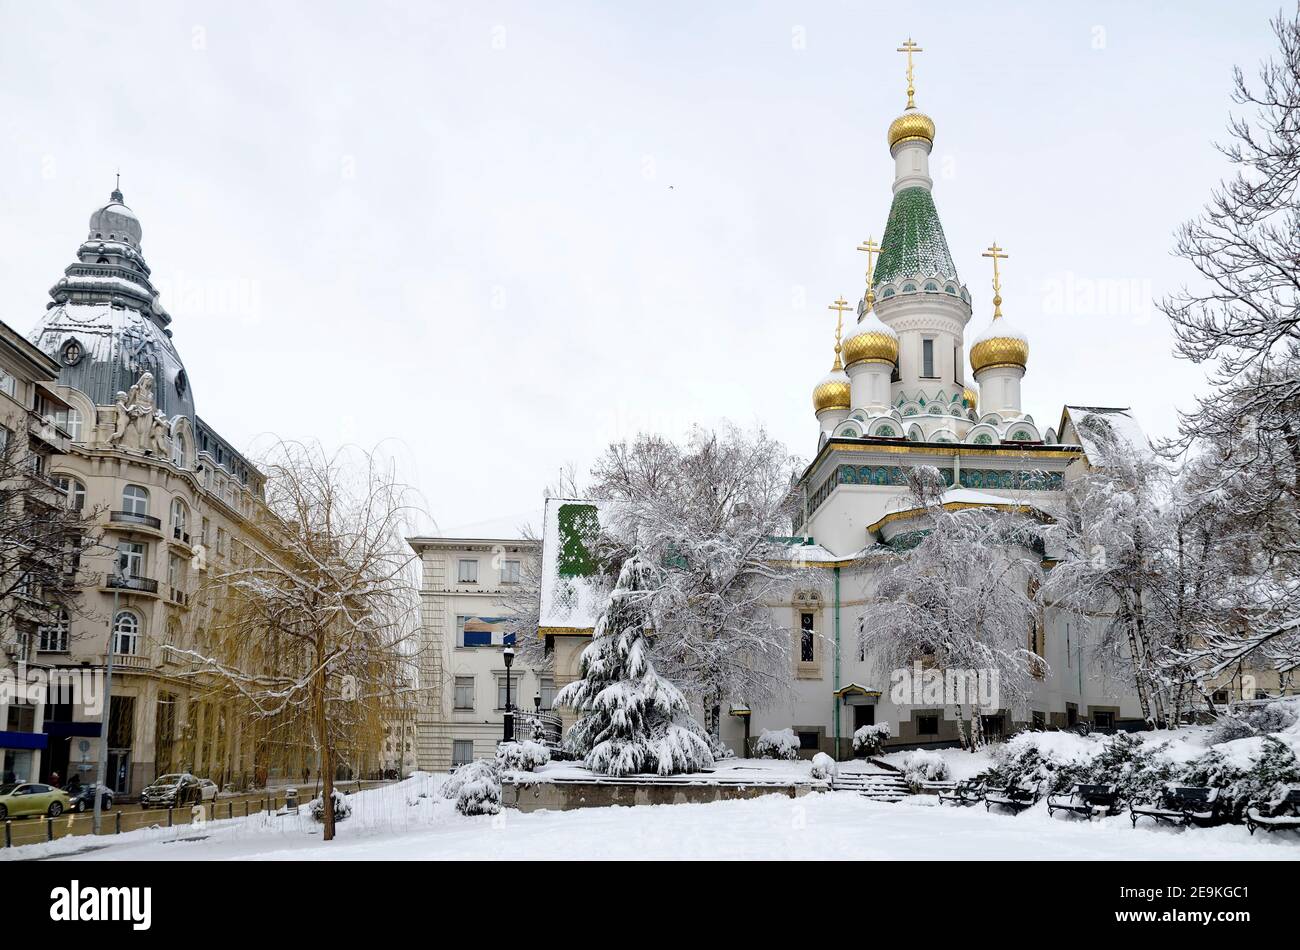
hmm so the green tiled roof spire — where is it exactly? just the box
[872,186,959,287]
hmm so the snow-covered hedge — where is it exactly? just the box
[443,760,503,816]
[900,749,949,791]
[1209,699,1299,745]
[308,787,352,824]
[810,752,838,781]
[495,740,551,772]
[754,728,799,760]
[852,723,891,757]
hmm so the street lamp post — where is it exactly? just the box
[92,565,122,836]
[502,646,515,742]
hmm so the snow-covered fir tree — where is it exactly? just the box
[588,425,807,745]
[554,554,714,776]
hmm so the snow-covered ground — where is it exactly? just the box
[3,762,1295,862]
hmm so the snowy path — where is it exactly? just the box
[10,785,1297,861]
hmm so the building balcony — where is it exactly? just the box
[107,509,165,538]
[169,525,192,548]
[109,652,153,672]
[104,573,160,596]
[27,412,70,452]
[166,586,190,608]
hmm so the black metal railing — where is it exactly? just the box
[109,510,162,530]
[106,574,159,594]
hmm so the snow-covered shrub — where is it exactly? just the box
[495,740,551,772]
[979,733,1095,794]
[1210,700,1300,744]
[852,723,891,757]
[1179,736,1300,820]
[708,734,736,760]
[810,752,838,781]
[1084,731,1174,803]
[308,787,352,823]
[444,760,502,816]
[900,750,949,792]
[754,728,799,760]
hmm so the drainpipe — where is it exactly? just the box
[833,565,842,758]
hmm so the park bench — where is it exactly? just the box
[984,777,1041,814]
[1129,785,1221,828]
[937,779,984,807]
[1244,785,1300,835]
[1046,783,1120,820]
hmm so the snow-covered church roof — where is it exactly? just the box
[1058,406,1153,465]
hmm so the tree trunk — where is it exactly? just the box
[952,704,971,751]
[313,657,335,842]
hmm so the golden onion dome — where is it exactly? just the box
[962,386,978,410]
[812,368,851,414]
[970,316,1029,374]
[843,311,899,367]
[887,109,936,149]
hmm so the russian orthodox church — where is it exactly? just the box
[538,43,1146,757]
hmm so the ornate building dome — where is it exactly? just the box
[843,310,899,366]
[962,385,979,410]
[887,109,936,149]
[28,185,196,422]
[812,368,851,413]
[970,315,1029,373]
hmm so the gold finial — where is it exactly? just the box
[896,38,924,109]
[856,237,881,311]
[982,241,1008,318]
[828,296,851,369]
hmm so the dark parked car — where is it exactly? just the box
[139,773,206,809]
[65,782,114,813]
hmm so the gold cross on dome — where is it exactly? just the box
[982,241,1008,318]
[827,296,852,367]
[896,38,923,108]
[856,237,881,310]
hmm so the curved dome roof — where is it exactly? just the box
[28,185,194,421]
[87,188,143,247]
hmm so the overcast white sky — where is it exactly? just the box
[0,1,1282,537]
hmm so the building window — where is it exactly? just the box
[38,609,70,652]
[172,431,188,469]
[1031,710,1046,730]
[216,527,227,557]
[916,714,939,736]
[800,612,815,663]
[501,559,522,584]
[168,553,184,591]
[0,371,15,398]
[117,540,146,578]
[113,610,141,655]
[922,338,935,377]
[453,676,475,710]
[53,475,87,512]
[497,676,520,711]
[1094,710,1115,731]
[451,740,474,766]
[458,559,478,584]
[170,499,188,540]
[122,484,149,515]
[538,676,556,711]
[797,730,820,751]
[53,407,82,441]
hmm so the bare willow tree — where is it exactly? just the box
[169,442,421,841]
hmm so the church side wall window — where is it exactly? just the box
[800,611,815,662]
[922,338,935,378]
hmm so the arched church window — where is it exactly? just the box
[924,281,938,291]
[973,433,994,445]
[902,282,917,292]
[1010,430,1032,442]
[875,425,896,437]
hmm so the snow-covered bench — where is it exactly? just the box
[937,779,984,807]
[984,778,1041,814]
[1046,783,1119,820]
[1129,785,1221,828]
[1244,786,1300,835]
